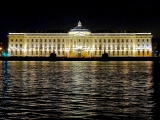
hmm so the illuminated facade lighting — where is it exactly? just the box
[8,22,153,57]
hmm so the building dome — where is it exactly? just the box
[69,21,91,36]
[70,21,89,32]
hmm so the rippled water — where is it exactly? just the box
[0,61,160,119]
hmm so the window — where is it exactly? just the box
[126,51,128,55]
[126,39,128,43]
[99,44,102,49]
[49,39,51,42]
[36,51,38,55]
[147,51,149,55]
[147,44,149,47]
[27,39,29,42]
[20,51,22,55]
[113,39,115,43]
[32,51,33,55]
[95,44,97,49]
[113,44,115,48]
[99,39,101,43]
[104,39,106,43]
[122,39,124,43]
[63,39,64,42]
[95,51,97,55]
[62,51,64,55]
[117,51,119,55]
[40,51,42,55]
[16,44,18,48]
[138,39,139,42]
[58,44,60,49]
[131,39,132,43]
[117,39,119,43]
[58,39,60,42]
[126,44,128,48]
[49,45,51,50]
[27,51,29,56]
[20,44,22,48]
[11,51,13,55]
[36,39,38,42]
[147,39,149,42]
[142,39,144,42]
[131,44,133,49]
[40,44,42,49]
[104,44,106,49]
[138,51,140,55]
[27,44,29,49]
[95,39,97,43]
[131,51,133,55]
[45,51,47,55]
[32,39,33,42]
[15,51,17,55]
[20,39,22,42]
[99,51,101,55]
[11,39,13,42]
[40,39,42,42]
[54,39,55,42]
[16,39,18,42]
[108,39,110,43]
[53,44,56,49]
[58,51,60,55]
[45,39,47,42]
[122,51,123,55]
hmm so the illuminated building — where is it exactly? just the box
[8,21,153,57]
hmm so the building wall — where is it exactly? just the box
[8,33,153,57]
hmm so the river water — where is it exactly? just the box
[0,61,160,119]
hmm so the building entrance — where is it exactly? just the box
[78,52,81,58]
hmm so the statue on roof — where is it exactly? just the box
[78,21,82,27]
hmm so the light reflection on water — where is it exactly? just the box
[0,61,159,119]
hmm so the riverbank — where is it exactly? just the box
[0,57,160,61]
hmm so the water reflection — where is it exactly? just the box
[0,61,158,119]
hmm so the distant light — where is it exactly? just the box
[2,51,9,57]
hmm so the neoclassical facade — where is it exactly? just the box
[8,22,153,57]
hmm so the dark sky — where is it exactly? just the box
[0,0,160,40]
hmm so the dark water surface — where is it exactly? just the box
[0,61,160,119]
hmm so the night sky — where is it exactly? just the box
[0,0,159,40]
